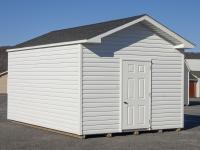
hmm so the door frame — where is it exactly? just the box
[120,58,152,131]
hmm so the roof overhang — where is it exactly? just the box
[7,40,88,52]
[7,15,195,52]
[88,15,195,49]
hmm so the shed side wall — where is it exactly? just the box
[7,44,82,135]
[82,23,183,135]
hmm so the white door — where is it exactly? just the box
[122,60,151,130]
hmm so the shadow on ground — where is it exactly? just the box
[184,114,200,130]
[189,100,200,106]
[184,98,200,129]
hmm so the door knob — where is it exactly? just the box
[124,102,128,104]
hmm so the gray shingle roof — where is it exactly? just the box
[14,14,145,48]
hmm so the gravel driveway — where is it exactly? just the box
[0,95,200,150]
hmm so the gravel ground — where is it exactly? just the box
[0,95,200,150]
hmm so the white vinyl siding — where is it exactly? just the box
[186,59,200,71]
[82,23,183,135]
[7,44,82,135]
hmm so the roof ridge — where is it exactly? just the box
[52,14,146,33]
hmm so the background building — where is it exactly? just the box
[185,52,200,105]
[0,46,9,94]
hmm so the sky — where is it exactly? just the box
[0,0,199,51]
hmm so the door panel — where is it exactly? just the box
[138,105,145,124]
[128,79,135,98]
[138,78,145,99]
[122,60,151,130]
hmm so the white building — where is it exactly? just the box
[7,14,194,136]
[184,53,200,105]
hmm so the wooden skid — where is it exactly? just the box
[176,128,181,132]
[156,128,182,133]
[158,129,163,133]
[106,133,113,137]
[133,131,140,135]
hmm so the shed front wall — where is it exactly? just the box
[82,23,184,135]
[8,44,82,135]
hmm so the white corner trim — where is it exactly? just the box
[181,53,185,128]
[7,40,89,52]
[79,44,83,135]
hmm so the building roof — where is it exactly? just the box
[10,14,194,50]
[185,52,200,59]
[15,15,145,48]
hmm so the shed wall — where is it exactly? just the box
[82,23,184,135]
[7,44,82,135]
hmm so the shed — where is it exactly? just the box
[7,14,194,136]
[184,52,200,105]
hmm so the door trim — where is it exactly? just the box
[120,59,152,131]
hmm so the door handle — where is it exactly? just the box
[124,102,128,104]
